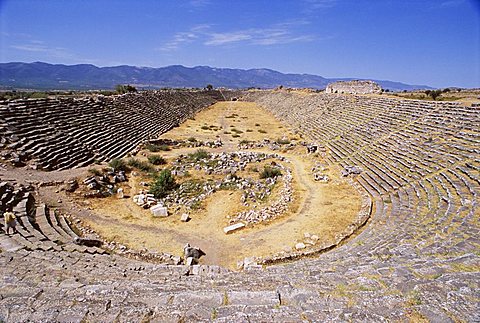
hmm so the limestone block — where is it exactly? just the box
[181,213,190,222]
[223,222,245,234]
[151,205,168,217]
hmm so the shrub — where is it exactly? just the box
[258,129,267,134]
[127,158,154,172]
[188,149,210,161]
[145,144,160,152]
[201,125,210,130]
[159,144,171,151]
[187,137,197,142]
[88,168,102,176]
[231,128,243,133]
[239,139,251,145]
[149,169,177,198]
[259,166,282,179]
[148,155,166,165]
[109,158,128,172]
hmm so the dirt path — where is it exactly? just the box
[2,101,361,269]
[82,102,360,269]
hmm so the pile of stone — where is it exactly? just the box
[145,138,223,150]
[132,190,159,209]
[80,170,127,198]
[312,162,329,182]
[237,139,296,151]
[341,165,362,177]
[230,167,293,225]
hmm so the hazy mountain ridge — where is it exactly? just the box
[0,62,432,91]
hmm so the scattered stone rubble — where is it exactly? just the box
[131,152,294,226]
[341,165,362,177]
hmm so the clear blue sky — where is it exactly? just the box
[1,0,479,88]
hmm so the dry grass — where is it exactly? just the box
[82,101,361,269]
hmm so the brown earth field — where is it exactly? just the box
[61,101,362,269]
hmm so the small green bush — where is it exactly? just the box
[109,158,128,172]
[148,155,166,165]
[201,125,210,130]
[258,129,267,134]
[187,137,197,142]
[149,169,177,198]
[127,158,154,172]
[188,149,210,161]
[88,168,102,176]
[145,144,160,152]
[259,166,282,179]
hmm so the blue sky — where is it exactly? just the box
[0,0,479,88]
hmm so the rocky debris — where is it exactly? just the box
[183,243,206,265]
[145,137,223,150]
[230,167,293,225]
[313,173,329,182]
[180,213,190,222]
[223,222,245,234]
[133,191,158,208]
[64,179,78,192]
[237,256,260,270]
[341,165,362,177]
[237,138,296,151]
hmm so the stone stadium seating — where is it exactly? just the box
[0,90,478,321]
[0,90,227,170]
[0,181,106,255]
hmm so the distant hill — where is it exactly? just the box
[0,62,432,91]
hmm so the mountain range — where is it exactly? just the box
[0,62,432,91]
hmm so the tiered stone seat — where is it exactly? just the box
[0,91,478,321]
[0,90,231,170]
[0,182,106,255]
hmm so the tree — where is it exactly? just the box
[149,169,177,198]
[205,84,214,91]
[115,84,137,94]
[430,90,441,100]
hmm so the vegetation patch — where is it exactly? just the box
[149,169,177,198]
[127,158,154,173]
[188,149,210,161]
[148,155,166,165]
[109,158,128,172]
[259,166,282,179]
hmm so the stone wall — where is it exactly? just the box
[325,80,382,94]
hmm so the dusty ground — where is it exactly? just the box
[76,101,361,269]
[0,101,361,269]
